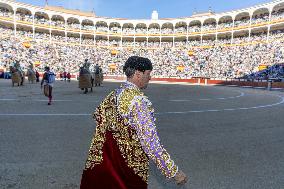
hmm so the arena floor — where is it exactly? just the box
[0,79,284,189]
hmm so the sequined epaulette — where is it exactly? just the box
[117,87,144,117]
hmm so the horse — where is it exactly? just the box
[79,67,93,94]
[27,69,36,84]
[10,66,24,87]
[94,68,103,87]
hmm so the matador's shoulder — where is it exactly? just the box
[95,91,116,117]
[99,91,116,107]
[117,87,145,116]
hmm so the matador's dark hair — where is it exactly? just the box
[123,56,153,77]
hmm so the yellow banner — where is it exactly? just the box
[111,50,119,55]
[22,42,31,48]
[258,65,268,71]
[188,50,195,56]
[109,63,117,69]
[34,61,41,67]
[177,65,185,71]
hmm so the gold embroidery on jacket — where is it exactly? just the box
[84,90,149,182]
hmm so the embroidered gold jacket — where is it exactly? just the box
[85,81,178,183]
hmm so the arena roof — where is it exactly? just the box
[44,5,95,17]
[1,0,284,21]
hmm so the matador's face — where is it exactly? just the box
[139,70,152,89]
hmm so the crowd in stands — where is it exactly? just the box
[122,28,135,34]
[188,26,201,32]
[246,63,284,81]
[271,8,284,20]
[1,25,284,81]
[50,20,65,28]
[161,28,174,34]
[251,13,270,24]
[217,22,234,29]
[202,24,216,31]
[82,38,95,45]
[175,27,187,33]
[16,13,33,22]
[96,26,108,33]
[234,19,250,27]
[110,27,121,33]
[135,28,147,34]
[148,28,160,34]
[1,5,284,82]
[33,14,49,25]
[67,23,80,30]
[0,7,12,17]
[82,25,95,31]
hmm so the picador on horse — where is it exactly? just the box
[10,60,25,87]
[27,62,36,84]
[94,63,103,87]
[79,59,94,94]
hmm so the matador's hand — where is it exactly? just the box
[174,170,188,185]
